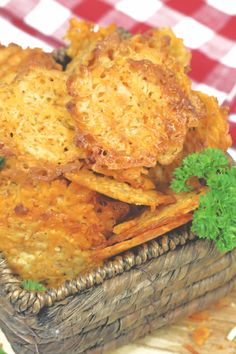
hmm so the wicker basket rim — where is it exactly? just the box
[0,224,196,314]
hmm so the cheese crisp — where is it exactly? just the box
[67,31,201,169]
[0,173,129,285]
[0,66,87,179]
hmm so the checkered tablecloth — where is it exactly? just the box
[0,0,235,149]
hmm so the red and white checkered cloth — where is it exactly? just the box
[0,0,236,155]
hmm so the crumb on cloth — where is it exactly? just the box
[191,326,212,346]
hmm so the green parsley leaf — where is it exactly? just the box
[0,156,5,170]
[21,279,46,292]
[0,349,7,354]
[171,148,229,192]
[171,148,236,252]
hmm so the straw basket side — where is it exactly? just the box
[0,226,236,354]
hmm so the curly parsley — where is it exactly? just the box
[171,148,229,192]
[171,148,236,252]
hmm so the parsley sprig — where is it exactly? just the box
[171,148,229,192]
[171,148,236,252]
[21,279,46,292]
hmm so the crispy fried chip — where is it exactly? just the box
[65,20,190,72]
[0,66,87,179]
[141,27,191,69]
[92,165,155,190]
[0,43,59,84]
[111,189,204,243]
[65,169,174,207]
[149,90,231,187]
[0,175,129,286]
[67,31,202,170]
[184,91,232,153]
[65,18,117,72]
[92,213,192,259]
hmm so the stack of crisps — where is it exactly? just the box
[0,19,231,287]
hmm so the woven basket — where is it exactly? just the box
[0,224,236,354]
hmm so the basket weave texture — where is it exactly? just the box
[0,225,236,354]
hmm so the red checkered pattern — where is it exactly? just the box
[0,0,235,154]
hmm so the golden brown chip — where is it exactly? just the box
[111,188,204,242]
[0,65,87,179]
[65,18,117,72]
[67,31,202,170]
[91,213,192,260]
[141,27,191,69]
[65,20,190,72]
[0,175,129,286]
[0,43,60,84]
[92,165,155,190]
[149,90,231,188]
[184,91,232,153]
[65,169,175,207]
